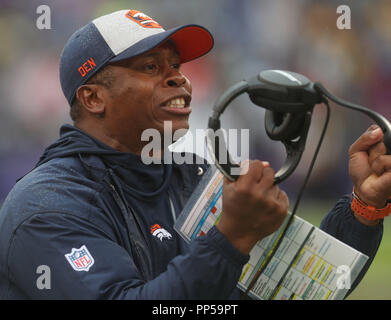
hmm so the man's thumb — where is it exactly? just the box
[349,126,383,155]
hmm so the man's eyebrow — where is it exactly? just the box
[141,50,180,59]
[141,51,160,58]
[141,42,180,60]
[117,44,180,67]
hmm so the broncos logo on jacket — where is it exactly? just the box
[150,224,172,241]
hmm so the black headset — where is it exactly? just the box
[207,69,391,183]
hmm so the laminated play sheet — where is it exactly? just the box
[174,165,368,300]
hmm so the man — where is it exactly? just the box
[0,9,388,299]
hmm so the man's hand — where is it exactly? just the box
[217,160,289,255]
[349,125,391,225]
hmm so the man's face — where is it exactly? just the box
[101,40,192,152]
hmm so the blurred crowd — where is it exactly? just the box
[0,0,390,206]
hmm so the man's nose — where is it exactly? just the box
[164,72,187,88]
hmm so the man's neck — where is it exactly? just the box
[74,121,165,158]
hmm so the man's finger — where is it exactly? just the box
[256,166,275,191]
[373,172,391,196]
[368,142,387,166]
[349,125,384,156]
[237,160,264,185]
[371,155,391,176]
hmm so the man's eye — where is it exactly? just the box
[145,64,158,71]
[172,63,181,70]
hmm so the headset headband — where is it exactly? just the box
[207,70,391,183]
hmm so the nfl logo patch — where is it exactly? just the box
[65,245,95,272]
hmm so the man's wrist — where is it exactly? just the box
[353,188,387,209]
[351,190,391,225]
[216,222,258,255]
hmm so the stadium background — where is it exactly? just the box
[0,0,390,299]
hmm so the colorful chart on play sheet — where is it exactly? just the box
[174,166,368,300]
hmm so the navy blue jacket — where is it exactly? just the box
[0,125,383,299]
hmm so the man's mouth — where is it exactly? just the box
[164,97,186,108]
[160,96,192,115]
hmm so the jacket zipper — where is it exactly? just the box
[108,182,151,281]
[168,195,177,223]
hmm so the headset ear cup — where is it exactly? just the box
[265,110,306,141]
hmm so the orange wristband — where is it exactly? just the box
[351,190,391,221]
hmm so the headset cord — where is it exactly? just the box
[245,99,331,299]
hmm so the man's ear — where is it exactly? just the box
[75,84,106,116]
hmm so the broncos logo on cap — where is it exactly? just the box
[150,224,172,241]
[125,10,162,29]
